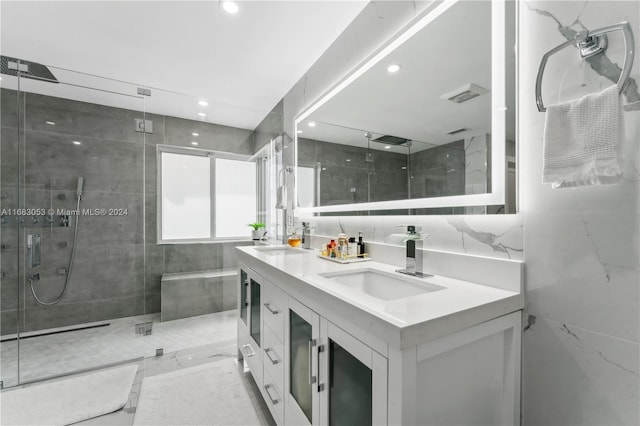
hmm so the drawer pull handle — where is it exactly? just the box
[264,384,280,405]
[264,303,279,315]
[264,348,279,365]
[242,344,255,358]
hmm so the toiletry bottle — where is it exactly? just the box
[348,237,357,257]
[338,233,348,258]
[357,232,365,258]
[329,239,337,258]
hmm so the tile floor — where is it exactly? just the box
[1,310,237,386]
[2,309,274,425]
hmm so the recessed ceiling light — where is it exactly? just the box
[387,64,401,73]
[191,141,199,146]
[308,121,316,127]
[46,121,55,125]
[198,100,208,107]
[322,168,327,171]
[222,1,239,14]
[402,166,407,170]
[192,132,199,137]
[296,130,303,134]
[384,145,391,149]
[346,159,351,162]
[198,112,206,117]
[72,141,82,145]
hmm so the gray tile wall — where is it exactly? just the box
[409,140,466,199]
[253,99,283,153]
[298,137,467,208]
[0,88,255,334]
[298,137,408,205]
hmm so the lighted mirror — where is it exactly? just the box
[295,0,516,215]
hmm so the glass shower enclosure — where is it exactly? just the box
[1,55,266,388]
[0,60,151,387]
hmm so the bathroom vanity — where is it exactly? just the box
[236,245,523,425]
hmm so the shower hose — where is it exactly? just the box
[29,195,81,305]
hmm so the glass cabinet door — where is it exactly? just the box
[328,340,372,425]
[290,310,312,421]
[250,278,261,347]
[286,298,320,425]
[239,269,248,325]
[319,319,387,426]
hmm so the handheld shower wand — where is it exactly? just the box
[76,176,84,199]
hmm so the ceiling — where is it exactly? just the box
[301,0,516,149]
[0,0,368,130]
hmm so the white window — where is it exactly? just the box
[297,165,318,208]
[158,146,256,243]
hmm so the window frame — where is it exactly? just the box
[156,144,255,244]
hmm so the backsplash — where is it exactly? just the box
[309,214,523,261]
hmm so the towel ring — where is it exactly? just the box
[536,22,635,112]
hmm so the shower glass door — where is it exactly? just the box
[4,63,151,384]
[0,72,23,388]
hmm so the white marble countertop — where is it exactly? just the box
[237,245,524,350]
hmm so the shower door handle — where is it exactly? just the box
[27,234,41,267]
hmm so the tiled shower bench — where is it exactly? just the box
[160,269,238,321]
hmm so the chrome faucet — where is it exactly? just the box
[396,225,431,278]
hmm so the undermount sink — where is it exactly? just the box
[319,268,444,301]
[253,246,305,256]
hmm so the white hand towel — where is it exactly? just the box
[542,84,623,188]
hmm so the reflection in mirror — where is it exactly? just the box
[296,0,516,215]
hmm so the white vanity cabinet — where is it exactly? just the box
[237,251,523,426]
[239,262,388,425]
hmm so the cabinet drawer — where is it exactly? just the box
[263,281,287,342]
[263,368,284,424]
[263,325,284,394]
[239,331,262,388]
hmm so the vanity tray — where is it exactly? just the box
[317,254,371,264]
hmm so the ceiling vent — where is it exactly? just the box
[441,83,489,104]
[446,127,468,135]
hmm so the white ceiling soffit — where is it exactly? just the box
[0,1,368,130]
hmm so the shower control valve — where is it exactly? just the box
[28,273,40,282]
